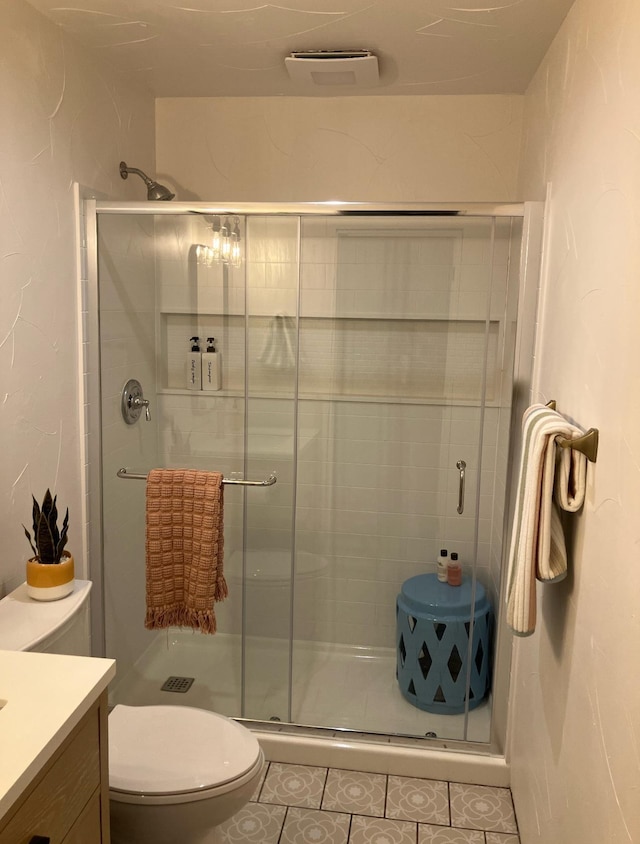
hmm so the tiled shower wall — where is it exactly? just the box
[97,214,160,680]
[292,400,501,648]
[146,214,517,649]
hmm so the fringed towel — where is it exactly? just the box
[145,468,227,634]
[506,404,587,636]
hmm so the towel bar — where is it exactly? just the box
[546,401,599,463]
[116,468,277,486]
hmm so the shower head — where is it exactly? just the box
[119,161,175,201]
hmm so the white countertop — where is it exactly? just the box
[0,650,115,821]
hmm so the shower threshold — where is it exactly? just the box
[108,629,491,745]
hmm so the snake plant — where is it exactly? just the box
[23,489,69,564]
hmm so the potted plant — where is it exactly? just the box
[23,489,74,601]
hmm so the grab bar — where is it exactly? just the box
[116,468,277,486]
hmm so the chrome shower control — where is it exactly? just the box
[121,379,151,424]
[132,395,151,421]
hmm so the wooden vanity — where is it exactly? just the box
[0,651,115,844]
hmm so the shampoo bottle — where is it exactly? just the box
[187,336,202,390]
[437,549,448,582]
[202,337,221,391]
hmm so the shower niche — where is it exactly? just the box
[91,203,532,749]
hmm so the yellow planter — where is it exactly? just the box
[26,554,75,601]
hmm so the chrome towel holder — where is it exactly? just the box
[116,468,277,486]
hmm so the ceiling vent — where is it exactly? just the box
[285,50,379,88]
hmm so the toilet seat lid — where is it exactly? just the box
[109,705,261,794]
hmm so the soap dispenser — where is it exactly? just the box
[187,336,202,390]
[202,337,221,391]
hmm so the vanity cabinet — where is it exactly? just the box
[0,693,110,844]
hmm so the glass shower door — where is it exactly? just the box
[98,212,250,716]
[289,214,511,742]
[242,215,300,722]
[95,206,520,746]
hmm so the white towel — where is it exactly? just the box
[259,314,296,368]
[506,404,587,636]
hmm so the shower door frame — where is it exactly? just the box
[84,199,542,759]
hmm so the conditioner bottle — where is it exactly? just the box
[202,337,221,391]
[447,552,462,587]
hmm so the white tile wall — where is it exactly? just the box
[98,214,160,679]
[290,399,500,648]
[107,212,518,653]
[162,313,246,392]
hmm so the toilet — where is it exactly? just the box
[0,580,264,844]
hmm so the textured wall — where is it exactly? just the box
[156,95,523,202]
[509,1,640,841]
[0,0,154,594]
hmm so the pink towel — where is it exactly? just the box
[145,469,227,634]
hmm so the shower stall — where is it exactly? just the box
[85,201,540,758]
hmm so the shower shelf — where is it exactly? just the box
[158,388,244,398]
[160,310,502,404]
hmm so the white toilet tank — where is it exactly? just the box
[0,580,92,654]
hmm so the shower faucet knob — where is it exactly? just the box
[121,379,151,424]
[133,395,151,421]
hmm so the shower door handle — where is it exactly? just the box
[456,460,466,515]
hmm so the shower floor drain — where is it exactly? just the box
[161,676,195,693]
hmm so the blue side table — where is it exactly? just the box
[396,573,493,714]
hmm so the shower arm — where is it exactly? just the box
[120,162,154,188]
[119,160,175,201]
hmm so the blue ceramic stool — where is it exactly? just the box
[396,573,492,714]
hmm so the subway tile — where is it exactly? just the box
[342,578,385,605]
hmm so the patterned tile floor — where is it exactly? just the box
[219,762,520,843]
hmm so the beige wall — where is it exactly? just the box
[156,95,523,202]
[510,0,640,841]
[0,0,155,595]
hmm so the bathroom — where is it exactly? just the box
[0,0,639,842]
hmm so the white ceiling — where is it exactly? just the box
[26,0,575,97]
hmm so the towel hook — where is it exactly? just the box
[546,401,599,463]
